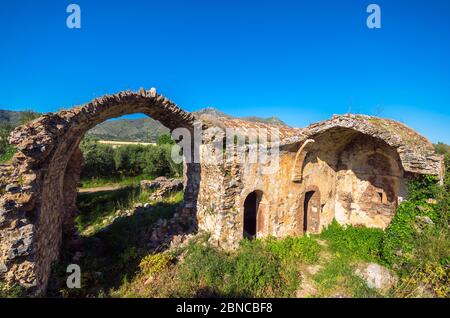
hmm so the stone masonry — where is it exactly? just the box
[0,88,444,295]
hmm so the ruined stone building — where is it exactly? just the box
[0,89,444,295]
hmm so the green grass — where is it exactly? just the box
[312,254,381,298]
[50,162,450,299]
[116,234,321,298]
[305,221,386,297]
[319,220,384,263]
[48,189,184,298]
[80,174,156,188]
[75,186,183,235]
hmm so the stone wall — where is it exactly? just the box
[196,117,443,248]
[0,88,198,295]
[0,88,443,295]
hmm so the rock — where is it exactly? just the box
[416,205,428,212]
[141,177,183,202]
[355,263,397,292]
[7,249,17,260]
[5,184,20,193]
[415,215,434,225]
[0,209,6,225]
[0,262,7,273]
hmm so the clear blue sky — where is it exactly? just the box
[1,0,449,143]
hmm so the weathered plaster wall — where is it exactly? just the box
[334,135,405,228]
[197,122,441,249]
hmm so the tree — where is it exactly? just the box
[434,142,450,156]
[157,134,175,145]
[80,137,115,178]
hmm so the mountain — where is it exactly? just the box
[87,117,169,142]
[241,115,287,126]
[193,107,231,119]
[193,107,289,126]
[0,110,23,126]
[1,107,288,142]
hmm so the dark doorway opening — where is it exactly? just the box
[303,191,314,233]
[303,190,320,234]
[243,191,262,239]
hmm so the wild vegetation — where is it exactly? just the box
[79,134,181,187]
[47,188,184,297]
[110,147,450,298]
[5,143,450,298]
[1,117,449,297]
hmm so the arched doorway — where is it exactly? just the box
[243,190,263,239]
[2,89,199,295]
[302,190,320,234]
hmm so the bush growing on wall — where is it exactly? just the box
[0,111,41,163]
[380,153,449,297]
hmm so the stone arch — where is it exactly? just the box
[299,114,443,179]
[1,88,199,295]
[291,139,315,182]
[297,126,406,229]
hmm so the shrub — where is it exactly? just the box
[0,281,23,298]
[157,134,175,145]
[0,111,40,163]
[320,220,384,262]
[265,235,321,264]
[79,137,182,181]
[395,261,449,298]
[434,142,450,156]
[80,137,116,179]
[382,169,450,297]
[405,175,440,202]
[0,123,15,163]
[0,144,16,163]
[231,239,290,297]
[177,240,232,294]
[18,110,40,125]
[139,253,174,277]
[381,175,444,268]
[381,201,437,267]
[176,235,316,297]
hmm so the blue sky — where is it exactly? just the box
[1,0,449,143]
